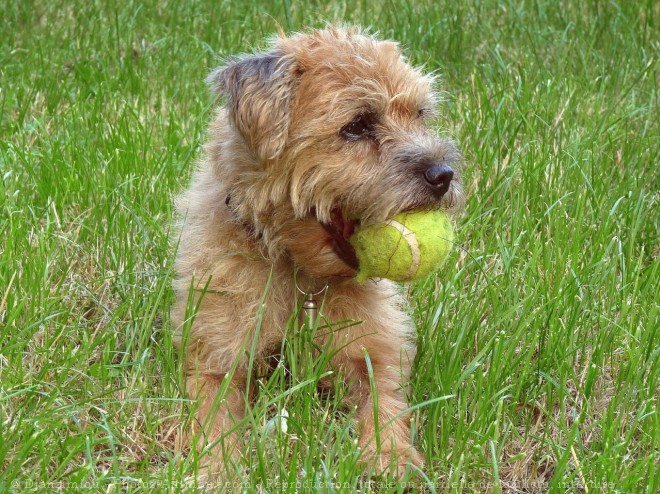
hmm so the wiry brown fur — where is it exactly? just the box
[172,26,463,477]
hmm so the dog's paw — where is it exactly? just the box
[361,444,425,477]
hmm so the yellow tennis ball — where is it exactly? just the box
[350,210,454,283]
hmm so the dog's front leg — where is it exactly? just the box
[186,370,248,476]
[335,331,424,476]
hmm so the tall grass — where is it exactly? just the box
[1,1,658,492]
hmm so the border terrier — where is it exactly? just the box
[172,26,463,476]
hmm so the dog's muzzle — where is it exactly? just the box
[424,163,454,198]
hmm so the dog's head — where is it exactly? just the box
[208,27,464,278]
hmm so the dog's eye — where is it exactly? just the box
[340,113,376,141]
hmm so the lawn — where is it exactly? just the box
[1,0,658,492]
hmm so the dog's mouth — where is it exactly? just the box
[317,205,433,273]
[319,208,360,270]
[316,201,451,275]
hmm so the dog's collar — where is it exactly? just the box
[225,195,358,281]
[225,194,261,239]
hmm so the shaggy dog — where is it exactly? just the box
[172,26,462,476]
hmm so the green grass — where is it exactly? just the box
[1,0,658,492]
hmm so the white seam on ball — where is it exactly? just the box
[386,219,421,279]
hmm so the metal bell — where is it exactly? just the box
[301,293,318,327]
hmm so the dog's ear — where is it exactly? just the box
[207,51,300,161]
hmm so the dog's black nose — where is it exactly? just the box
[424,163,454,196]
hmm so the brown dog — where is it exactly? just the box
[172,26,463,477]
